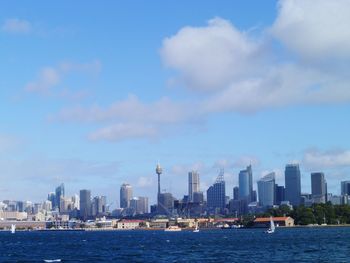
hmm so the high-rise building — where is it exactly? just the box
[120,183,133,208]
[92,196,107,216]
[311,172,326,203]
[158,193,174,215]
[285,164,301,206]
[79,189,91,221]
[239,165,253,202]
[55,183,65,211]
[130,196,149,214]
[47,192,56,209]
[275,185,285,205]
[207,170,226,212]
[341,181,350,195]
[233,186,239,200]
[193,191,204,203]
[188,171,200,202]
[257,173,275,207]
[72,194,80,210]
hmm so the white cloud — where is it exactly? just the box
[161,17,263,92]
[271,0,350,60]
[25,60,101,98]
[25,67,60,93]
[52,94,202,141]
[88,123,158,141]
[161,11,350,114]
[50,2,350,142]
[1,18,32,34]
[137,176,154,187]
[303,148,350,170]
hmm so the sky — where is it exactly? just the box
[1,0,350,207]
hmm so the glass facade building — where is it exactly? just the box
[285,164,301,206]
[257,172,275,207]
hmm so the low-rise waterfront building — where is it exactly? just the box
[253,216,294,227]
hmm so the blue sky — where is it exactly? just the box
[1,0,350,206]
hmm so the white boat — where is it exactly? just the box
[11,224,16,234]
[193,222,199,233]
[266,217,275,234]
[164,225,182,232]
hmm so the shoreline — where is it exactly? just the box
[2,224,350,232]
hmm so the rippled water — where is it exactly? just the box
[1,227,350,262]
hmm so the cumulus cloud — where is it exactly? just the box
[25,60,101,97]
[1,18,32,34]
[50,0,350,142]
[271,0,350,60]
[160,4,350,114]
[303,148,350,170]
[161,17,264,92]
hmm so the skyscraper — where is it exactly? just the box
[341,181,350,195]
[91,195,107,216]
[79,189,91,221]
[257,172,275,207]
[188,171,200,202]
[275,185,285,205]
[239,165,253,202]
[233,186,239,200]
[130,196,149,214]
[285,164,301,206]
[120,183,133,208]
[158,193,174,215]
[207,170,226,212]
[311,172,326,203]
[55,183,65,211]
[47,192,56,208]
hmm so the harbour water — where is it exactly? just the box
[1,227,350,262]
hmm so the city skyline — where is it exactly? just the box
[1,0,350,203]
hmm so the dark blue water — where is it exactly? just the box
[1,227,350,262]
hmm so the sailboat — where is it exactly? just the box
[266,217,275,234]
[193,221,199,233]
[11,224,16,234]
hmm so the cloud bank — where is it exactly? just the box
[51,0,350,142]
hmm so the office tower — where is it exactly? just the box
[42,200,52,211]
[193,191,204,203]
[239,165,253,202]
[60,197,73,213]
[275,185,285,205]
[311,172,326,203]
[47,192,56,208]
[285,164,301,206]
[120,183,133,208]
[252,190,257,202]
[130,196,149,214]
[341,181,350,195]
[55,183,65,211]
[257,173,276,207]
[79,189,91,221]
[156,163,162,208]
[207,170,226,212]
[72,194,80,210]
[158,193,174,215]
[233,186,239,200]
[188,171,200,202]
[137,196,149,214]
[91,196,107,216]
